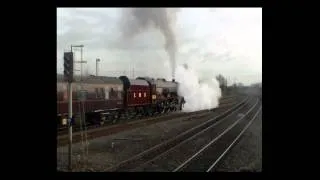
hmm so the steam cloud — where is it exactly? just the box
[120,8,178,79]
[175,64,222,112]
[120,8,222,112]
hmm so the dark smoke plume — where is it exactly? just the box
[120,8,178,79]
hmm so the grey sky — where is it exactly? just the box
[57,8,262,85]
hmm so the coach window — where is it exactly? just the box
[84,91,88,100]
[134,92,136,98]
[95,88,99,98]
[104,88,110,100]
[110,88,114,99]
[144,92,147,97]
[57,92,64,101]
[100,88,105,99]
[72,90,78,100]
[139,92,141,98]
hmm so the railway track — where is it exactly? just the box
[103,97,251,172]
[57,96,244,147]
[123,98,261,172]
[173,100,261,172]
[206,107,261,172]
[57,95,238,135]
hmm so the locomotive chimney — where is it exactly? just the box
[172,79,175,82]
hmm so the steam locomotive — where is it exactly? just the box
[57,74,185,128]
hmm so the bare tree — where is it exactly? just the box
[237,83,244,87]
[216,74,228,92]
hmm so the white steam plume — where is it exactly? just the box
[175,64,222,112]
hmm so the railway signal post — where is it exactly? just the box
[64,51,74,171]
[71,45,85,81]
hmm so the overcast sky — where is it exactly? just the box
[57,8,262,86]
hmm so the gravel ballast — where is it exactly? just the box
[214,108,262,172]
[57,100,244,171]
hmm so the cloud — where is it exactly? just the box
[57,8,262,85]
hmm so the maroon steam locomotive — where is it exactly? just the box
[57,74,184,128]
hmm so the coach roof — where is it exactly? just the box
[57,74,122,84]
